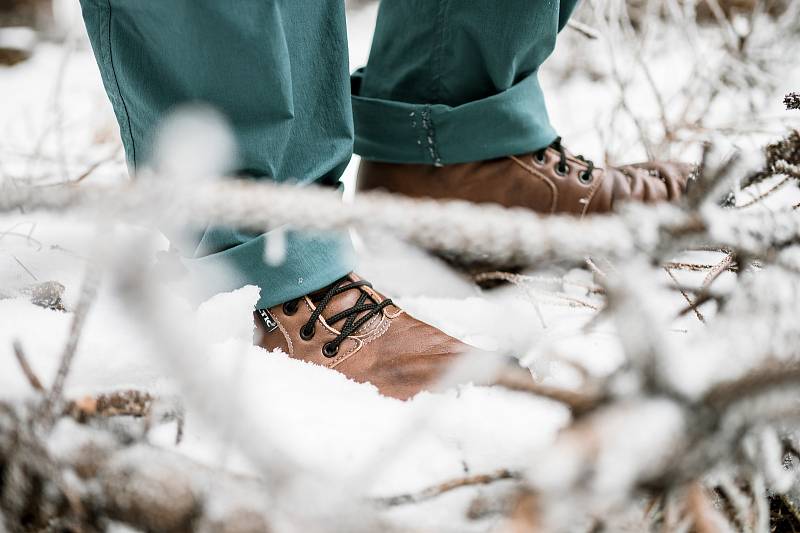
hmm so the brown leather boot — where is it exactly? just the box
[254,273,476,400]
[357,137,694,217]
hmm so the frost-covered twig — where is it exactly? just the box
[41,262,100,426]
[0,168,797,269]
[664,266,706,323]
[664,260,738,273]
[5,134,799,270]
[0,178,654,268]
[474,271,602,310]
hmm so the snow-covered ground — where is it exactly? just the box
[1,3,799,531]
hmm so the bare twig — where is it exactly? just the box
[735,176,795,209]
[664,266,706,323]
[567,19,601,39]
[42,264,101,426]
[673,252,736,318]
[492,368,604,415]
[12,340,45,393]
[373,469,521,507]
[71,145,123,184]
[474,271,601,312]
[12,256,37,281]
[702,363,800,411]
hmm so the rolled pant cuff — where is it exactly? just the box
[351,68,558,165]
[182,230,357,310]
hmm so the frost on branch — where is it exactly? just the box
[743,129,800,188]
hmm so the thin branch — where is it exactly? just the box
[585,257,610,280]
[664,266,706,323]
[735,176,795,209]
[492,369,604,415]
[71,157,109,184]
[703,363,800,412]
[701,253,735,288]
[373,469,521,507]
[12,255,38,281]
[674,252,735,318]
[675,292,718,318]
[12,340,45,393]
[567,19,600,40]
[664,261,737,273]
[42,264,101,426]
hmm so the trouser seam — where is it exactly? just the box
[431,0,450,103]
[103,0,137,169]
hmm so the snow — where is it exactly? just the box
[0,234,570,530]
[1,3,799,531]
[0,27,36,52]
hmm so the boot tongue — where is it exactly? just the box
[308,274,382,334]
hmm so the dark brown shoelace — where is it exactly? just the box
[281,277,393,357]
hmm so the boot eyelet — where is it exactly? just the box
[533,152,546,165]
[282,300,299,316]
[300,324,315,340]
[578,171,593,184]
[322,342,339,358]
[555,164,570,176]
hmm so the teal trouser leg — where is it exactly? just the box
[79,0,356,309]
[352,0,580,165]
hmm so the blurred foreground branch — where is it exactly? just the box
[0,143,796,271]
